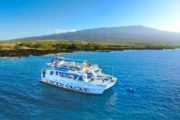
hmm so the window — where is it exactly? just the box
[56,71,58,76]
[69,74,77,79]
[50,71,54,75]
[57,72,78,80]
[78,76,84,81]
[62,73,66,78]
[68,74,73,79]
[59,73,63,77]
[74,75,78,80]
[64,74,68,78]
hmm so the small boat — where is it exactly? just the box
[40,56,117,94]
[127,88,135,93]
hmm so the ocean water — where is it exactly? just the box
[0,50,180,120]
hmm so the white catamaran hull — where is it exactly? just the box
[41,75,107,94]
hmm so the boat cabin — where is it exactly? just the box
[42,69,95,82]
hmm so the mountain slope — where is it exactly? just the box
[15,25,180,45]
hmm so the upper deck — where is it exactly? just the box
[47,56,100,74]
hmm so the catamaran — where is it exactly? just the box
[40,56,117,94]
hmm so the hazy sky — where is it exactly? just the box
[0,0,180,40]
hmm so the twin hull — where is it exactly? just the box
[41,75,106,94]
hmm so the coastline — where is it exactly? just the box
[0,49,74,58]
[1,40,178,58]
[0,47,175,58]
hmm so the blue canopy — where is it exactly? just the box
[55,56,87,63]
[64,58,87,62]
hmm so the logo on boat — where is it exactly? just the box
[47,80,87,93]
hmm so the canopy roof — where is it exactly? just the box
[55,56,87,63]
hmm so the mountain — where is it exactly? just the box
[15,25,180,45]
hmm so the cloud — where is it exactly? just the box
[55,28,76,33]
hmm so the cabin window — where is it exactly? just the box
[62,73,66,78]
[69,74,77,79]
[64,74,68,78]
[59,73,62,77]
[59,73,61,77]
[50,71,54,75]
[57,72,78,80]
[78,76,84,81]
[56,71,58,76]
[70,67,77,71]
[68,74,74,79]
[73,75,78,80]
[74,75,78,80]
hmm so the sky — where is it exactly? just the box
[0,0,180,40]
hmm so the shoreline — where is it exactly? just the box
[0,47,176,58]
[0,49,74,58]
[1,40,178,58]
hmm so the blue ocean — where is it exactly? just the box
[0,50,180,120]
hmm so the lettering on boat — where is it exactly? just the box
[47,80,87,92]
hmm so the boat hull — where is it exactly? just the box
[40,76,106,94]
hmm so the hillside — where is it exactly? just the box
[1,25,179,57]
[15,25,180,46]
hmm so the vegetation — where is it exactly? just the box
[0,41,109,50]
[0,40,177,57]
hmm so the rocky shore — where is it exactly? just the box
[0,47,169,58]
[0,41,176,57]
[0,49,74,57]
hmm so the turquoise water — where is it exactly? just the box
[0,50,180,120]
